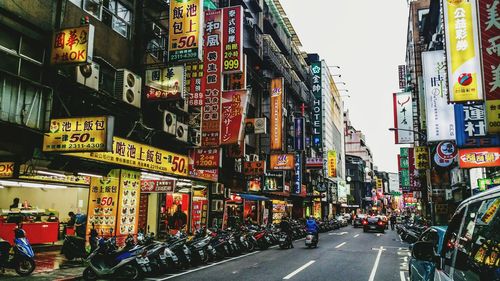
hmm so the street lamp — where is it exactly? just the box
[337,89,348,92]
[388,128,427,142]
[336,82,346,85]
[328,65,341,69]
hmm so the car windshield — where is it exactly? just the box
[367,217,380,223]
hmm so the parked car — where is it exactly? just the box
[362,216,385,233]
[408,226,447,281]
[353,214,367,228]
[410,186,500,281]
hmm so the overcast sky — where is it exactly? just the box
[280,0,409,173]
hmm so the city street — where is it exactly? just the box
[0,227,411,281]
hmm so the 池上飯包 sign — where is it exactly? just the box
[188,149,218,182]
[458,147,500,168]
[0,162,14,178]
[51,25,94,65]
[327,150,337,178]
[86,170,120,237]
[66,137,188,177]
[202,9,223,147]
[393,92,414,144]
[192,148,220,169]
[294,117,305,151]
[222,6,243,73]
[422,51,456,142]
[293,153,302,194]
[141,180,175,193]
[270,78,284,150]
[414,146,430,170]
[145,66,185,101]
[168,0,203,62]
[43,116,114,152]
[443,0,483,102]
[478,0,500,134]
[270,154,295,170]
[243,161,266,176]
[220,90,249,145]
[186,61,205,107]
[454,103,500,148]
[311,62,322,148]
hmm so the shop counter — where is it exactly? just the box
[0,221,59,245]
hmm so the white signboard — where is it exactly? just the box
[422,51,456,141]
[393,92,414,144]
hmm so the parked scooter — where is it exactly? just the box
[305,232,318,248]
[0,226,35,276]
[61,227,99,260]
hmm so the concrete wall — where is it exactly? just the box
[0,187,89,221]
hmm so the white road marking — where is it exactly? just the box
[368,246,384,281]
[329,231,348,236]
[149,251,260,280]
[335,242,347,248]
[400,271,406,281]
[354,234,359,238]
[283,260,316,280]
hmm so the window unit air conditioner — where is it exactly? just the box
[212,183,224,195]
[224,188,231,199]
[176,98,189,112]
[211,199,224,212]
[115,69,142,108]
[249,154,259,161]
[162,110,177,135]
[76,62,99,91]
[188,129,201,146]
[175,121,188,142]
[151,23,162,38]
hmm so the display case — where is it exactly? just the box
[0,209,59,245]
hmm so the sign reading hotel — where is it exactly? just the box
[270,154,295,170]
[43,116,114,152]
[443,0,483,102]
[459,147,500,168]
[51,25,94,64]
[270,78,284,150]
[168,0,203,62]
[145,66,185,100]
[202,9,223,147]
[67,137,188,177]
[393,92,414,144]
[311,61,322,148]
[222,6,243,73]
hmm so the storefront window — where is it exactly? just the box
[191,187,208,231]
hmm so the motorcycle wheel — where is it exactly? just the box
[121,264,141,280]
[15,257,35,276]
[82,267,97,281]
[201,251,209,264]
[246,241,255,252]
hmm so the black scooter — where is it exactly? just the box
[61,227,98,260]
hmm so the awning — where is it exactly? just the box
[238,194,270,201]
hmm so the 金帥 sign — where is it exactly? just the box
[393,92,414,143]
[222,6,243,73]
[311,62,322,148]
[0,162,14,178]
[270,154,295,170]
[43,116,114,152]
[67,137,188,177]
[51,25,94,65]
[443,0,483,102]
[459,147,500,168]
[145,66,185,100]
[168,0,203,62]
[270,78,283,150]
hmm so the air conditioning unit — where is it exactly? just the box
[188,129,201,146]
[211,199,224,212]
[249,154,259,161]
[176,98,188,112]
[151,23,162,38]
[244,155,250,162]
[175,121,188,142]
[162,110,177,135]
[212,183,224,195]
[115,69,142,108]
[224,188,231,199]
[76,62,100,91]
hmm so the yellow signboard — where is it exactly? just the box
[486,100,500,134]
[327,150,337,178]
[67,137,189,177]
[19,174,90,186]
[414,146,430,170]
[116,170,141,236]
[86,170,120,237]
[443,0,483,102]
[43,116,114,152]
[0,162,15,178]
[50,25,94,65]
[168,0,203,62]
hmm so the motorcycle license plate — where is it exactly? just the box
[279,238,286,242]
[137,257,149,264]
[159,254,166,260]
[172,255,178,262]
[199,250,204,256]
[370,226,375,229]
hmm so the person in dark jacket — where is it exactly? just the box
[390,214,397,230]
[279,216,293,248]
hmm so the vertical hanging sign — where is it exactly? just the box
[478,0,500,134]
[294,117,305,151]
[392,92,414,144]
[293,153,302,194]
[270,77,283,150]
[443,0,483,102]
[220,90,249,145]
[311,62,322,148]
[202,9,223,147]
[222,6,243,73]
[168,0,203,62]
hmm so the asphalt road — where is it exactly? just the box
[1,226,411,281]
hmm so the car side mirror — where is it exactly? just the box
[412,241,435,262]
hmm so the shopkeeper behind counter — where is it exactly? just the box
[9,198,20,210]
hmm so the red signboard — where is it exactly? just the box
[186,61,205,107]
[202,9,223,147]
[221,90,248,145]
[188,150,218,182]
[193,148,220,169]
[140,180,175,193]
[458,147,500,168]
[478,0,500,101]
[243,161,266,176]
[222,6,243,73]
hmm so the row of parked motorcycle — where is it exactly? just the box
[396,219,429,244]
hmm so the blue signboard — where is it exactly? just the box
[294,117,305,151]
[454,104,500,147]
[293,153,302,194]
